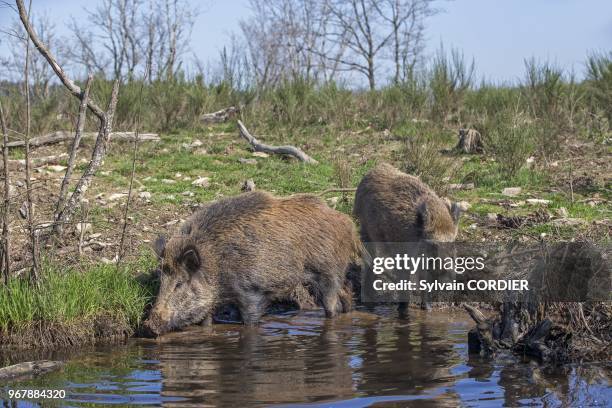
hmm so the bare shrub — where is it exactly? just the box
[399,132,456,194]
[429,46,475,124]
[332,156,353,190]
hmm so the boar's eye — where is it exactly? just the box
[181,247,201,274]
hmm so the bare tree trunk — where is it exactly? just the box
[16,0,107,120]
[56,82,120,228]
[0,101,10,285]
[16,0,120,237]
[367,56,375,90]
[54,75,93,235]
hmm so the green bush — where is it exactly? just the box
[398,130,457,194]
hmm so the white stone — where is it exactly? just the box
[239,158,257,165]
[46,165,67,172]
[526,199,551,205]
[108,193,127,201]
[76,222,92,235]
[502,187,522,196]
[456,201,471,211]
[192,177,210,188]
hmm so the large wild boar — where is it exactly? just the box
[143,191,361,335]
[353,163,462,311]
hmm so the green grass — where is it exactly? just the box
[0,255,157,333]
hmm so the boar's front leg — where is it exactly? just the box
[320,275,342,318]
[238,292,268,326]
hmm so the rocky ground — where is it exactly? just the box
[2,121,610,274]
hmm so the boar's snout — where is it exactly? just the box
[142,310,171,337]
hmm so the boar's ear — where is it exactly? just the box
[154,236,166,259]
[181,246,201,274]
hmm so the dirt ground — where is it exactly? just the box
[2,123,610,274]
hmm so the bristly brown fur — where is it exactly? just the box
[354,163,461,243]
[144,191,361,335]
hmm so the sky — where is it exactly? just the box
[1,0,611,83]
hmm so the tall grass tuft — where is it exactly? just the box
[398,130,457,194]
[483,109,536,179]
[521,59,569,160]
[585,52,612,123]
[0,258,155,333]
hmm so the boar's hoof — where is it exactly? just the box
[199,315,213,327]
[213,304,242,324]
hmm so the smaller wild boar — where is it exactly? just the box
[143,191,361,335]
[354,163,461,243]
[353,163,462,311]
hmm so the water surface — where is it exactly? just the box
[1,307,610,407]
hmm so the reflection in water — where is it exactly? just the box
[1,307,610,407]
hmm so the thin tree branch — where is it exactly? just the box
[15,0,106,120]
[0,99,10,284]
[22,0,39,281]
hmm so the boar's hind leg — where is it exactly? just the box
[238,293,268,326]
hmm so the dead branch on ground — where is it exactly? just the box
[2,153,68,170]
[237,120,318,164]
[6,131,159,148]
[201,106,239,124]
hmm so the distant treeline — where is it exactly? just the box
[1,52,610,141]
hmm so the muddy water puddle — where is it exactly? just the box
[1,307,610,407]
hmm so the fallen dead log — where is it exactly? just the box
[2,153,68,170]
[237,120,318,164]
[0,360,64,380]
[201,106,239,124]
[7,131,160,148]
[316,187,357,196]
